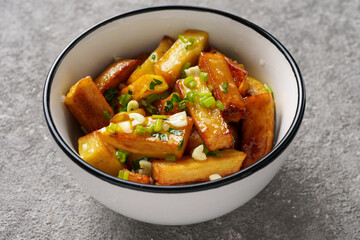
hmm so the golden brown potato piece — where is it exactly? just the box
[119,169,150,184]
[65,76,114,132]
[207,47,248,96]
[120,74,168,102]
[241,93,275,169]
[154,30,208,88]
[199,52,245,122]
[127,36,174,85]
[156,92,183,115]
[78,131,125,176]
[152,149,246,185]
[246,76,268,96]
[100,116,193,159]
[109,109,146,123]
[177,77,233,151]
[94,59,142,93]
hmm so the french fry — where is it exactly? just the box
[65,76,114,132]
[199,52,245,122]
[246,76,268,96]
[78,131,125,176]
[127,36,174,85]
[94,59,142,93]
[241,93,275,169]
[100,115,193,159]
[152,149,246,185]
[207,47,248,96]
[120,74,169,102]
[154,30,208,88]
[177,77,233,151]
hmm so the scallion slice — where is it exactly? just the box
[177,139,184,151]
[216,100,225,111]
[181,62,191,78]
[118,170,124,179]
[264,83,273,94]
[134,125,146,134]
[152,115,167,119]
[171,93,181,103]
[188,81,197,89]
[103,110,112,120]
[164,100,173,112]
[184,76,194,86]
[123,170,130,180]
[168,128,183,136]
[178,100,187,110]
[199,72,208,82]
[145,124,154,133]
[154,118,163,132]
[149,79,163,90]
[104,88,119,102]
[116,149,130,163]
[207,84,213,92]
[203,96,216,108]
[221,82,228,93]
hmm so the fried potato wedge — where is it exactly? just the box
[94,59,142,93]
[119,169,150,184]
[127,36,174,85]
[152,149,246,185]
[241,93,275,169]
[121,74,169,102]
[65,76,114,132]
[246,76,268,96]
[207,47,248,96]
[100,115,193,159]
[154,30,208,88]
[78,131,125,176]
[177,77,233,151]
[109,109,146,123]
[199,52,245,122]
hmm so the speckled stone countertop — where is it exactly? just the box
[1,1,359,239]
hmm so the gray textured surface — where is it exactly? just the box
[1,0,359,239]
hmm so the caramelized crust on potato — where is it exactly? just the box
[154,30,208,88]
[121,74,168,101]
[156,92,183,115]
[110,109,146,123]
[241,93,275,169]
[246,76,268,96]
[95,59,142,93]
[100,116,193,159]
[127,36,174,85]
[78,131,125,176]
[65,76,114,132]
[177,77,233,151]
[199,52,245,122]
[152,149,246,185]
[119,169,151,184]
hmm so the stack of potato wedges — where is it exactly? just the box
[64,29,274,185]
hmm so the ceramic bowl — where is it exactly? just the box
[43,6,305,225]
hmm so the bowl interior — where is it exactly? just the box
[46,7,301,187]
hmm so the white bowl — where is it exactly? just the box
[43,6,305,225]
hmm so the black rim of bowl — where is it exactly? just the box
[43,5,306,193]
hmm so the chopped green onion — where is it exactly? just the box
[160,91,170,100]
[207,84,213,92]
[119,92,132,106]
[80,126,88,134]
[109,123,118,132]
[145,124,154,133]
[164,100,173,112]
[150,53,157,62]
[159,133,168,142]
[198,92,212,98]
[184,76,194,86]
[203,145,210,154]
[177,139,184,151]
[188,38,195,46]
[178,100,187,110]
[123,170,130,180]
[116,150,130,163]
[104,88,119,102]
[154,118,163,132]
[171,93,181,103]
[166,154,176,161]
[203,96,216,108]
[168,128,183,136]
[118,170,124,179]
[103,110,112,120]
[178,34,188,44]
[134,125,146,134]
[198,95,208,107]
[221,82,228,93]
[149,79,163,90]
[188,81,197,89]
[185,91,197,103]
[145,94,161,105]
[199,72,208,82]
[264,83,273,94]
[216,100,225,111]
[145,104,157,114]
[181,62,191,78]
[208,150,222,158]
[128,90,133,95]
[152,115,167,119]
